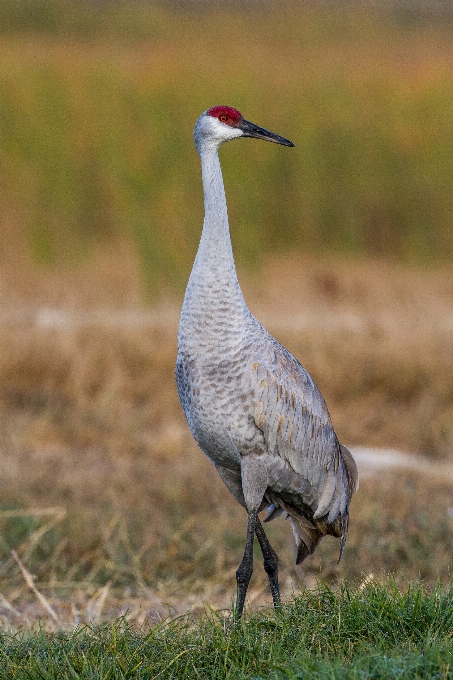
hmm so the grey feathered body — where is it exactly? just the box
[176,131,357,564]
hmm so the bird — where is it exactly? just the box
[176,105,358,619]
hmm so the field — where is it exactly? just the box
[1,252,453,634]
[0,0,453,675]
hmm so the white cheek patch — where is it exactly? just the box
[212,120,243,145]
[219,126,243,143]
[195,115,244,153]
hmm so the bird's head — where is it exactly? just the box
[194,106,295,154]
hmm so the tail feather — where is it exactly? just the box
[267,443,358,566]
[290,516,326,565]
[289,507,350,565]
[338,512,349,562]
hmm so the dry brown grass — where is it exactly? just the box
[0,251,452,630]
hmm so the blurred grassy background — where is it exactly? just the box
[2,0,453,291]
[0,0,453,628]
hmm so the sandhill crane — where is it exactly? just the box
[176,106,358,618]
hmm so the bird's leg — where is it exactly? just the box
[255,517,280,609]
[235,512,256,619]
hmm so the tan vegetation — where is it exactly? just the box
[0,252,452,630]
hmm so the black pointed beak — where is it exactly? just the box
[238,119,295,147]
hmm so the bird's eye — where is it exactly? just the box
[219,114,229,123]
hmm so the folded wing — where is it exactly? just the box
[251,336,358,562]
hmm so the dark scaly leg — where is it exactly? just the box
[235,512,256,619]
[255,517,280,609]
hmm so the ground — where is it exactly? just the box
[0,253,452,631]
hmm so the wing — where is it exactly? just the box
[251,335,357,528]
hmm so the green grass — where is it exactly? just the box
[1,582,452,678]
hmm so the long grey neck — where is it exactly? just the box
[180,147,249,335]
